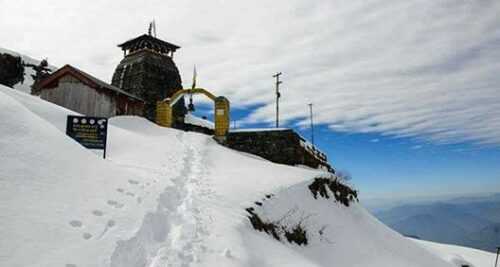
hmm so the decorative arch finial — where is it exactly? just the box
[148,20,157,37]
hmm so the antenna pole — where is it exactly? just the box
[495,247,500,267]
[153,20,157,37]
[309,103,314,146]
[273,72,282,128]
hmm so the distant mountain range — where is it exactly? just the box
[374,193,500,252]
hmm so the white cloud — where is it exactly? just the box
[2,0,500,145]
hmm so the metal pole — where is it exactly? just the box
[273,72,282,128]
[495,246,500,267]
[103,118,108,159]
[308,103,314,146]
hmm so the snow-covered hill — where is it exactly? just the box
[0,47,57,93]
[414,239,497,267]
[0,85,495,267]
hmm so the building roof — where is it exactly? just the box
[35,64,144,102]
[118,34,180,51]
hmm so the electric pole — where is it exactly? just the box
[273,72,282,128]
[309,103,314,146]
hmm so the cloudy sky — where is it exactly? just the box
[1,0,499,202]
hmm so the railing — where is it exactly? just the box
[298,138,328,162]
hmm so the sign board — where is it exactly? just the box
[66,115,108,158]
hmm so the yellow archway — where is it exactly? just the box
[156,88,230,140]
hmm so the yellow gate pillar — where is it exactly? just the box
[157,89,230,141]
[214,96,230,140]
[156,99,173,127]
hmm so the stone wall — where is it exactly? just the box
[224,129,333,172]
[178,123,214,135]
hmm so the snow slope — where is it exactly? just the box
[414,239,498,267]
[0,85,483,267]
[0,86,186,266]
[184,113,214,129]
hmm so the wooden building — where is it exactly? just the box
[35,64,144,118]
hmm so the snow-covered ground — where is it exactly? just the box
[413,239,498,267]
[184,113,214,129]
[0,84,493,267]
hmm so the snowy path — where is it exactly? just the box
[110,132,213,267]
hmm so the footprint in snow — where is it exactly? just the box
[92,210,104,216]
[126,192,135,197]
[128,179,139,185]
[69,220,83,228]
[107,219,116,228]
[116,188,124,193]
[223,248,233,259]
[82,233,92,240]
[65,264,77,267]
[107,200,124,209]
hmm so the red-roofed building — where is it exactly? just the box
[34,64,144,118]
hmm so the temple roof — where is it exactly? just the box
[118,34,180,51]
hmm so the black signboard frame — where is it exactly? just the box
[66,115,108,158]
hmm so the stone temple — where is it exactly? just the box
[111,33,186,123]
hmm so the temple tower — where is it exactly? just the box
[111,33,186,122]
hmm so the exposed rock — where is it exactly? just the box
[284,224,308,246]
[246,176,358,246]
[246,207,281,241]
[308,176,358,207]
[0,53,24,88]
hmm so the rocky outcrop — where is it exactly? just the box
[246,176,357,246]
[0,53,24,88]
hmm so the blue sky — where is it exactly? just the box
[192,102,500,201]
[2,0,499,202]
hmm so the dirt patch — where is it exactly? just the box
[246,176,358,246]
